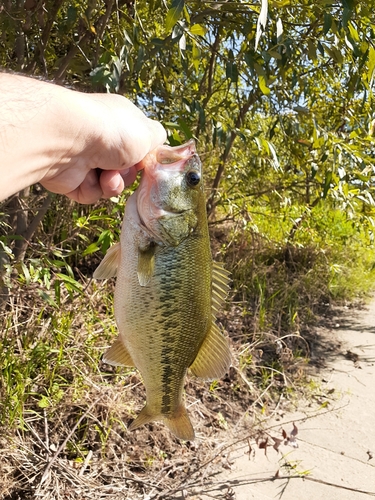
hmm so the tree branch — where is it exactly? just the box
[207,91,258,216]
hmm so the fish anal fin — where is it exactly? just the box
[211,261,230,314]
[137,243,156,286]
[190,323,231,380]
[102,337,134,367]
[128,404,195,441]
[93,242,121,279]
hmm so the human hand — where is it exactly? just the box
[39,92,166,204]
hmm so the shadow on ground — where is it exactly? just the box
[302,301,375,370]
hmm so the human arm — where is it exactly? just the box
[0,73,166,203]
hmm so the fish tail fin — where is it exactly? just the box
[163,405,195,441]
[128,404,195,441]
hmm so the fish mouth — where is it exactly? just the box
[155,139,196,167]
[136,139,197,176]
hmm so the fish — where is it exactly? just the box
[93,140,231,440]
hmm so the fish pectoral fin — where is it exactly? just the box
[128,404,195,441]
[190,323,231,380]
[102,337,134,367]
[93,242,121,279]
[137,243,156,286]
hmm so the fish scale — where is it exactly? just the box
[94,140,231,440]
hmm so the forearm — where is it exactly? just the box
[0,73,84,200]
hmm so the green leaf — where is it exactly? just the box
[267,50,282,60]
[178,118,193,139]
[135,45,145,73]
[244,51,254,70]
[192,41,201,72]
[82,243,100,257]
[190,24,206,37]
[307,39,316,63]
[199,106,205,129]
[323,13,332,35]
[56,274,83,292]
[66,5,77,30]
[258,74,270,95]
[368,46,375,84]
[164,121,180,129]
[183,5,190,24]
[169,130,183,145]
[347,21,360,43]
[38,396,50,409]
[226,61,238,83]
[342,7,352,27]
[317,41,325,56]
[323,171,333,199]
[97,230,114,253]
[151,37,165,47]
[20,262,31,285]
[37,290,58,308]
[166,0,184,32]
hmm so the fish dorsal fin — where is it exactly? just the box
[211,261,230,315]
[137,243,156,286]
[102,337,134,367]
[189,323,231,380]
[93,242,121,279]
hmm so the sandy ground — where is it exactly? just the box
[191,300,375,499]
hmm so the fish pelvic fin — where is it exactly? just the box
[128,404,195,441]
[93,242,121,279]
[190,323,231,380]
[103,337,134,367]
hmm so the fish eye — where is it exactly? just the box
[186,170,200,187]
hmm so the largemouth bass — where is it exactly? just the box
[94,140,231,440]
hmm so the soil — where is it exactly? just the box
[190,299,375,500]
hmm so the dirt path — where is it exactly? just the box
[192,300,375,499]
